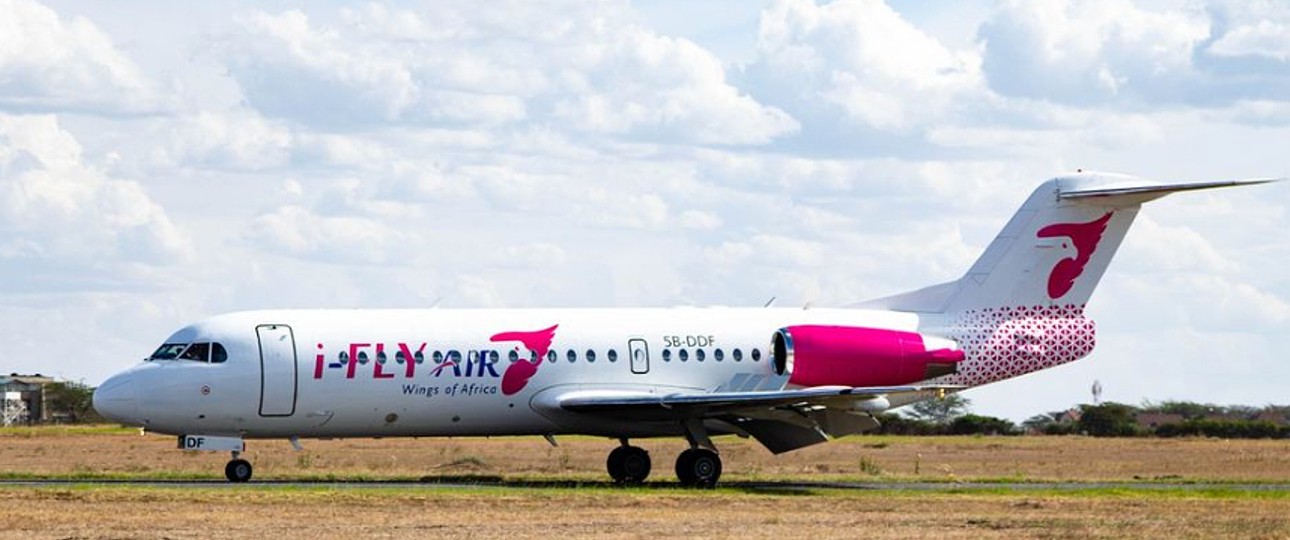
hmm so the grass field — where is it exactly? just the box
[5,425,1290,483]
[4,426,1290,538]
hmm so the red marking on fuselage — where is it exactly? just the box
[1036,212,1113,299]
[490,325,559,396]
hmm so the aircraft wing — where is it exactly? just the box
[550,384,960,454]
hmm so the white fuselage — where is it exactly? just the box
[97,307,928,439]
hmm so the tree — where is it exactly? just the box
[1142,400,1214,419]
[948,414,1018,435]
[44,381,100,423]
[905,394,971,425]
[1021,414,1058,433]
[1077,402,1141,437]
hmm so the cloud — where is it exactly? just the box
[0,114,191,280]
[246,203,413,265]
[163,110,293,170]
[746,0,983,132]
[222,3,797,144]
[0,0,161,114]
[978,0,1210,105]
[1209,20,1290,61]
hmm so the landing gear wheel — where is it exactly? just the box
[607,445,651,485]
[675,448,721,488]
[225,458,253,483]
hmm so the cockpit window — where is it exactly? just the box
[150,343,188,360]
[150,342,229,363]
[181,343,210,362]
[211,343,228,363]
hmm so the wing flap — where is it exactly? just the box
[557,384,956,418]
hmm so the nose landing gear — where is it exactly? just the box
[225,451,253,483]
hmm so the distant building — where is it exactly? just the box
[1135,412,1185,429]
[1253,410,1290,426]
[1057,408,1082,424]
[1,373,54,425]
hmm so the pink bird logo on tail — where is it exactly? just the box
[1037,212,1113,299]
[491,324,559,396]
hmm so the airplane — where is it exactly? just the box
[92,171,1278,486]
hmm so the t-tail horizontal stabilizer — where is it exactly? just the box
[857,172,1281,314]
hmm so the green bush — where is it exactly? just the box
[947,414,1019,435]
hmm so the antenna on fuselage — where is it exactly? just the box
[763,296,777,308]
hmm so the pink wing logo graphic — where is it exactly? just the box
[1036,212,1113,299]
[491,324,558,396]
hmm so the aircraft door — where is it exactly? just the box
[628,339,649,374]
[256,324,297,417]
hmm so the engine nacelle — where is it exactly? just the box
[771,325,964,387]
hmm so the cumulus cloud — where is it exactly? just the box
[0,0,160,114]
[222,2,797,144]
[1209,20,1290,61]
[246,204,413,265]
[164,110,293,170]
[752,0,983,131]
[979,0,1210,104]
[0,114,191,274]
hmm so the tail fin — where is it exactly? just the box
[861,172,1278,314]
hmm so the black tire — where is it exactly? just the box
[607,445,651,485]
[675,448,721,488]
[225,458,253,483]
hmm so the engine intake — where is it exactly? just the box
[771,325,964,387]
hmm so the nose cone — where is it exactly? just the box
[93,374,138,425]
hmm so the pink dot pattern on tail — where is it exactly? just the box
[941,304,1096,386]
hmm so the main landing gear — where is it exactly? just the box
[604,440,723,488]
[606,440,651,485]
[674,448,721,488]
[225,451,253,483]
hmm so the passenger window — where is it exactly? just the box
[447,350,462,364]
[433,351,444,364]
[679,349,689,362]
[696,349,706,362]
[490,350,500,363]
[358,351,370,365]
[377,351,388,365]
[607,349,618,363]
[509,350,520,363]
[150,343,188,361]
[663,349,672,362]
[211,343,228,363]
[547,350,557,363]
[567,349,577,363]
[396,351,406,364]
[586,350,596,363]
[714,349,723,362]
[751,348,761,362]
[733,348,743,362]
[339,351,350,364]
[180,343,210,362]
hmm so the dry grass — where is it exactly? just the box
[1,486,1288,539]
[3,426,1290,483]
[4,428,1290,538]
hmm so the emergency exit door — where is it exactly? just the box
[257,324,297,416]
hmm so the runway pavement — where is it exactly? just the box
[3,477,1288,492]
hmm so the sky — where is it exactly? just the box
[1,0,1288,422]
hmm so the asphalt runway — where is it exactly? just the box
[3,478,1287,492]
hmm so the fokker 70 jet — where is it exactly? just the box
[93,172,1277,486]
